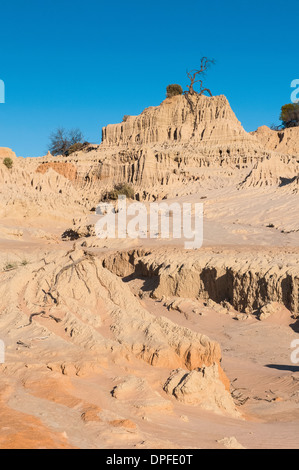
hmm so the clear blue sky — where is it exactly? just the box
[0,0,298,157]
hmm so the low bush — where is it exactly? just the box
[107,183,135,200]
[166,84,183,98]
[3,157,13,169]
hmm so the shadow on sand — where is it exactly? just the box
[265,364,299,373]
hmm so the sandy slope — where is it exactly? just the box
[0,193,298,449]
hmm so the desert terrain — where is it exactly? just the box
[0,93,298,449]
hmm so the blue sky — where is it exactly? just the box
[0,0,298,157]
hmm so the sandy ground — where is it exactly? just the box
[0,179,298,449]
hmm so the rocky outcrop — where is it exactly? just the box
[239,154,299,189]
[111,376,173,413]
[103,249,299,315]
[0,147,17,162]
[36,162,78,182]
[0,247,223,371]
[102,94,254,147]
[285,175,299,193]
[0,163,85,221]
[97,94,270,190]
[2,94,298,221]
[163,364,240,417]
[252,125,299,156]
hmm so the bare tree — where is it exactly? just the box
[49,128,84,156]
[68,128,84,146]
[186,57,215,96]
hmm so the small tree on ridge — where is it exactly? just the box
[166,84,183,98]
[186,57,215,96]
[49,128,84,156]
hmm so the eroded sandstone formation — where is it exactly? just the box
[103,249,299,315]
[0,92,298,448]
[252,125,299,156]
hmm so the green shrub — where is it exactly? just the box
[166,84,183,98]
[4,261,17,271]
[279,103,299,128]
[66,142,85,155]
[3,157,13,169]
[107,183,135,200]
